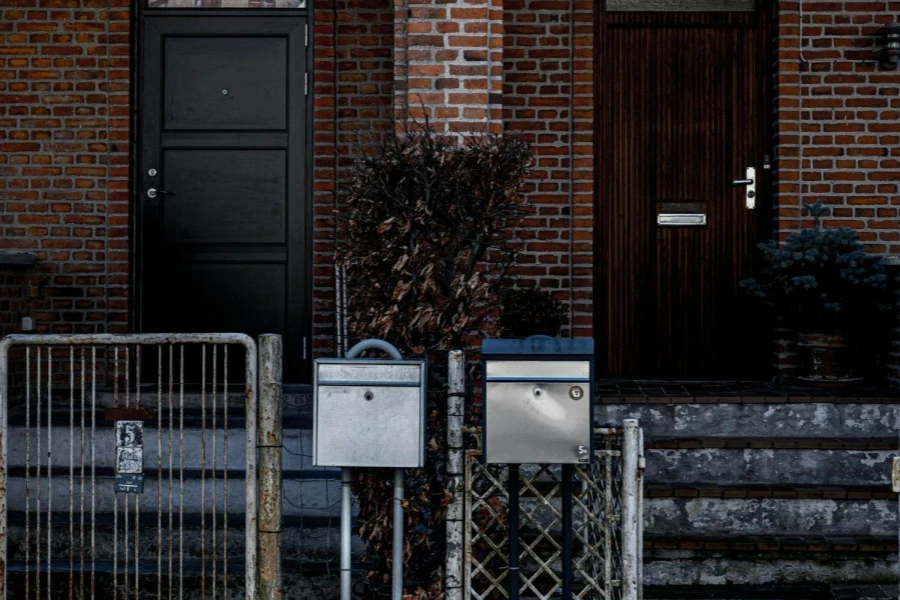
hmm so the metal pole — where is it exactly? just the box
[637,427,645,600]
[393,468,404,600]
[562,464,573,600]
[621,419,640,600]
[445,350,465,600]
[508,464,520,600]
[258,334,283,600]
[0,337,10,600]
[342,339,406,600]
[341,468,353,600]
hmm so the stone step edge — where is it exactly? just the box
[597,396,900,405]
[645,534,898,553]
[644,483,896,500]
[645,438,899,450]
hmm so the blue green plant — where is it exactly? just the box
[739,201,895,332]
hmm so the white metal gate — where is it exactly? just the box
[464,421,644,600]
[0,333,259,599]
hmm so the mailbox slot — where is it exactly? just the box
[313,359,427,468]
[483,338,594,465]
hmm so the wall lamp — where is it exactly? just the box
[877,22,900,70]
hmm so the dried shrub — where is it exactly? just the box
[339,119,536,598]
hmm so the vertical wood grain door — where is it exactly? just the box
[139,14,311,381]
[597,7,771,379]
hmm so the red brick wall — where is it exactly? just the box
[393,0,504,134]
[773,0,900,381]
[0,0,131,336]
[312,0,395,357]
[502,0,594,339]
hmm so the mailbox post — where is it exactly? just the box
[313,340,427,600]
[482,336,594,600]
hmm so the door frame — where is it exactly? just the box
[592,0,777,378]
[132,1,315,381]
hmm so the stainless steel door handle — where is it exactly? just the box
[147,188,175,199]
[732,167,756,210]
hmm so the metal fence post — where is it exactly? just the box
[258,334,283,600]
[621,419,640,600]
[446,350,465,600]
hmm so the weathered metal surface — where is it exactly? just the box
[446,350,466,600]
[257,334,283,600]
[313,358,427,468]
[0,333,260,600]
[621,420,639,600]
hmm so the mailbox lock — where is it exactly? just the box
[364,390,374,401]
[533,387,543,398]
[569,386,584,401]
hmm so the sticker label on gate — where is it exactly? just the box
[115,473,144,494]
[115,420,144,493]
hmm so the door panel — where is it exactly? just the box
[598,10,770,378]
[163,36,288,130]
[161,149,287,244]
[140,15,309,381]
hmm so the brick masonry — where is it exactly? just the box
[2,1,899,384]
[0,0,130,336]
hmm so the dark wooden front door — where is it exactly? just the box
[597,8,770,379]
[139,15,310,381]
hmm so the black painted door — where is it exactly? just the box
[140,15,310,381]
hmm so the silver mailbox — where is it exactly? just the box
[482,337,594,464]
[313,358,427,468]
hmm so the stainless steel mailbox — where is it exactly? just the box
[483,337,594,464]
[313,358,427,468]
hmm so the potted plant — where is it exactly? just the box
[740,202,896,385]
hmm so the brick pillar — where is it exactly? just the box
[394,0,504,134]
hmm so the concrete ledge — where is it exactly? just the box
[596,403,900,438]
[645,498,898,537]
[645,549,897,586]
[0,251,37,267]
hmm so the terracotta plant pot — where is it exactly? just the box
[796,332,861,387]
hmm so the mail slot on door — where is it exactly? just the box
[313,358,427,468]
[482,336,594,464]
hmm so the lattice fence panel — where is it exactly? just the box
[464,429,631,600]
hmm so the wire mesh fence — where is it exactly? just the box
[464,427,641,600]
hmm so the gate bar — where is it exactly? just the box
[258,334,283,600]
[445,350,465,600]
[508,464,520,600]
[621,419,640,600]
[562,464,573,600]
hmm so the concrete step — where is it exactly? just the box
[5,470,343,517]
[644,536,897,586]
[596,403,900,439]
[644,448,893,487]
[644,497,897,537]
[5,422,323,472]
[5,514,362,564]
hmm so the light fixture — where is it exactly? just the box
[877,22,900,70]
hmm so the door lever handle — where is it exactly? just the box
[147,188,175,199]
[732,167,757,210]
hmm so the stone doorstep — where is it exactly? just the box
[644,535,898,553]
[644,483,896,500]
[643,585,900,599]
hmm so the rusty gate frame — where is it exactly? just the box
[0,333,261,599]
